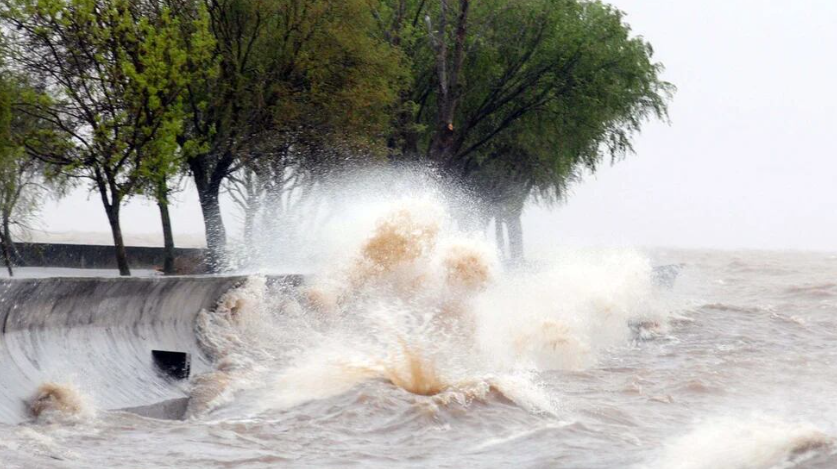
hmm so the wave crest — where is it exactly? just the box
[191,198,667,416]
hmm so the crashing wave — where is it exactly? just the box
[189,197,667,416]
[29,382,95,424]
[648,415,834,469]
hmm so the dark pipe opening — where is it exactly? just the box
[152,350,191,380]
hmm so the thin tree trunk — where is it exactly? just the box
[243,202,257,246]
[494,214,507,261]
[261,183,279,235]
[0,243,10,277]
[95,169,130,276]
[240,169,261,247]
[105,205,131,276]
[9,236,23,266]
[157,187,175,275]
[507,210,524,264]
[1,217,13,277]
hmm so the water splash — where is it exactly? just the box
[193,197,666,417]
[647,416,834,469]
[29,382,94,424]
[189,277,272,418]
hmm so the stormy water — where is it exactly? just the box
[1,187,836,468]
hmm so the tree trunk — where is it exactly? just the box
[198,189,226,272]
[428,125,457,164]
[105,205,131,276]
[507,210,524,265]
[190,157,228,273]
[94,169,130,276]
[494,214,507,262]
[243,202,257,246]
[427,0,470,168]
[1,217,13,277]
[9,238,24,266]
[157,188,176,275]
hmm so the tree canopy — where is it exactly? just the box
[1,0,216,274]
[0,70,58,276]
[377,0,672,259]
[0,0,673,271]
[182,0,407,269]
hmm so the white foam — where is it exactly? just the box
[194,198,668,417]
[647,415,833,469]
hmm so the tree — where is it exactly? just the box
[424,0,470,164]
[471,1,673,261]
[0,155,36,277]
[1,0,215,275]
[133,1,215,276]
[381,0,673,261]
[136,155,184,275]
[0,72,58,276]
[0,79,24,276]
[183,0,405,270]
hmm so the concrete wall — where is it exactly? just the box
[0,276,252,424]
[9,243,207,270]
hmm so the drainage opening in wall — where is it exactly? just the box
[152,350,191,380]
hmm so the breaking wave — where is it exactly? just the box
[647,416,834,469]
[29,382,94,424]
[191,196,667,416]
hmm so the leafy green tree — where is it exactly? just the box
[135,153,185,275]
[380,0,673,260]
[183,0,405,270]
[0,76,29,276]
[0,153,36,277]
[0,72,63,276]
[1,0,215,275]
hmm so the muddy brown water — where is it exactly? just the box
[1,248,836,469]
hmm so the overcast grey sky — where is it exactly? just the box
[40,0,837,252]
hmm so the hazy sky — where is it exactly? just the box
[40,0,837,252]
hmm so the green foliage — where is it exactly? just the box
[183,0,410,264]
[0,0,218,274]
[470,0,674,206]
[0,74,22,208]
[185,0,407,168]
[132,2,216,203]
[0,72,49,246]
[0,0,673,264]
[0,0,215,203]
[380,0,673,209]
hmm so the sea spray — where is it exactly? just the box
[29,382,95,424]
[474,248,664,371]
[647,415,834,469]
[192,197,668,417]
[189,277,273,417]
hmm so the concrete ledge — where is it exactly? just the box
[120,398,190,421]
[8,242,207,270]
[0,275,300,424]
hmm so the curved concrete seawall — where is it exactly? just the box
[0,276,259,424]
